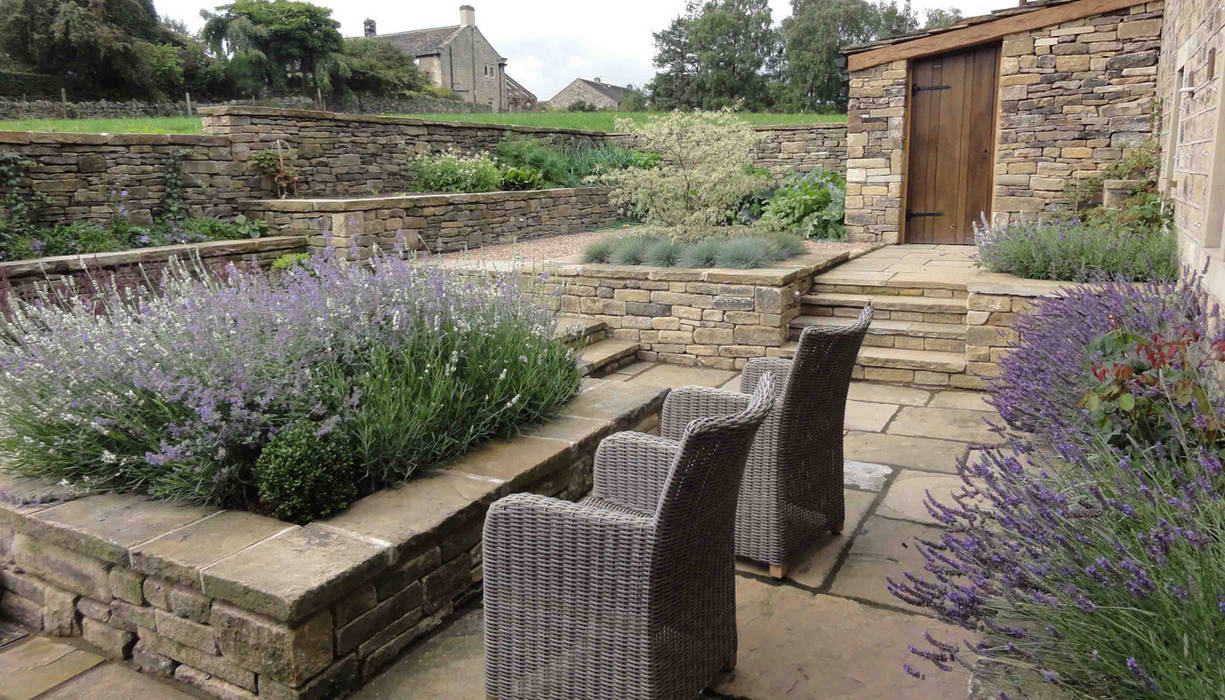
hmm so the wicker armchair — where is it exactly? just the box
[627,306,873,578]
[483,376,777,700]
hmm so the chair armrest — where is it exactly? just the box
[740,356,793,395]
[592,431,681,514]
[660,386,751,442]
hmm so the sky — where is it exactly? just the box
[154,0,1010,101]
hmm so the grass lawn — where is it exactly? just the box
[0,111,845,135]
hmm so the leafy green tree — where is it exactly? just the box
[923,7,963,28]
[782,0,927,112]
[201,0,342,96]
[649,0,780,111]
[0,0,179,96]
[330,38,425,97]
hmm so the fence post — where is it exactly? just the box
[60,87,68,118]
[185,92,193,116]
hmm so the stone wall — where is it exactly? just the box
[752,123,848,175]
[0,381,665,700]
[0,236,306,311]
[0,94,487,121]
[243,188,618,257]
[844,60,908,244]
[993,2,1165,225]
[0,132,239,226]
[201,106,606,198]
[1157,0,1225,304]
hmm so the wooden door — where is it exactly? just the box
[904,43,1000,244]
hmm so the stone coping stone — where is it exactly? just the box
[241,187,609,212]
[967,271,1086,297]
[0,379,666,623]
[442,242,881,286]
[0,131,229,146]
[200,105,610,137]
[751,122,847,132]
[0,235,306,277]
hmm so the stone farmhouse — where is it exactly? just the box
[360,5,536,112]
[548,78,635,110]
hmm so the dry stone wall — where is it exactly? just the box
[844,60,908,244]
[752,123,848,175]
[993,2,1165,225]
[244,188,618,257]
[0,132,240,226]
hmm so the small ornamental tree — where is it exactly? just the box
[603,110,767,239]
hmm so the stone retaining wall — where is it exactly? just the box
[243,188,618,257]
[964,275,1077,382]
[0,95,487,121]
[202,106,607,198]
[0,236,307,310]
[752,123,848,175]
[0,132,240,226]
[0,381,665,699]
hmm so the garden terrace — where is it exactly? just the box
[0,379,665,699]
[242,189,618,257]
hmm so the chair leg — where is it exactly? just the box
[830,520,844,535]
[722,651,737,672]
[769,564,788,579]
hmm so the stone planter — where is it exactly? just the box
[0,380,665,699]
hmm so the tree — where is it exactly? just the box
[923,7,963,29]
[330,39,425,97]
[0,0,180,96]
[648,0,781,111]
[781,0,922,112]
[201,0,342,97]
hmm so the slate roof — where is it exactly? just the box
[505,74,537,102]
[842,0,1083,54]
[371,25,464,57]
[573,79,634,104]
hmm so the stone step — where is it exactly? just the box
[790,315,966,340]
[576,338,641,376]
[768,343,965,374]
[800,292,967,315]
[556,316,608,349]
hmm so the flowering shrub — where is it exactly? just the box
[757,167,847,240]
[0,249,581,519]
[975,216,1178,282]
[601,110,769,239]
[893,277,1225,698]
[407,150,503,193]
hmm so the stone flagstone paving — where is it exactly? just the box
[0,361,1003,699]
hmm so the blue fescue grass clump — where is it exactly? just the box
[892,276,1225,698]
[583,230,808,269]
[0,249,581,519]
[975,216,1178,282]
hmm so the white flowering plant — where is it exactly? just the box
[601,110,769,240]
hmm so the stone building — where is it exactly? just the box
[361,6,536,112]
[839,0,1164,245]
[1158,0,1225,303]
[547,78,635,110]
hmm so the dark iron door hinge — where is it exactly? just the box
[906,209,943,219]
[912,83,951,94]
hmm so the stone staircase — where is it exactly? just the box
[556,316,641,377]
[781,273,979,389]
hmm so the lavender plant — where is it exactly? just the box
[893,278,1225,697]
[974,216,1177,282]
[0,249,580,516]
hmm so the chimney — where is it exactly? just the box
[459,5,475,26]
[363,19,376,38]
[594,77,602,84]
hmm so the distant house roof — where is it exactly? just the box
[576,78,633,104]
[505,74,537,102]
[842,0,1148,70]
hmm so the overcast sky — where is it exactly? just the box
[154,0,1009,100]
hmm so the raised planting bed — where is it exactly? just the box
[441,244,878,371]
[0,235,307,306]
[242,188,619,258]
[0,379,665,699]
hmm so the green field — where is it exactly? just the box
[0,111,845,135]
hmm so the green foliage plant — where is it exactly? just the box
[406,150,502,193]
[757,167,847,239]
[252,146,300,198]
[584,229,807,269]
[499,166,544,191]
[253,422,356,523]
[602,110,770,239]
[160,148,191,222]
[271,252,312,271]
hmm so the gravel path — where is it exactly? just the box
[437,227,860,264]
